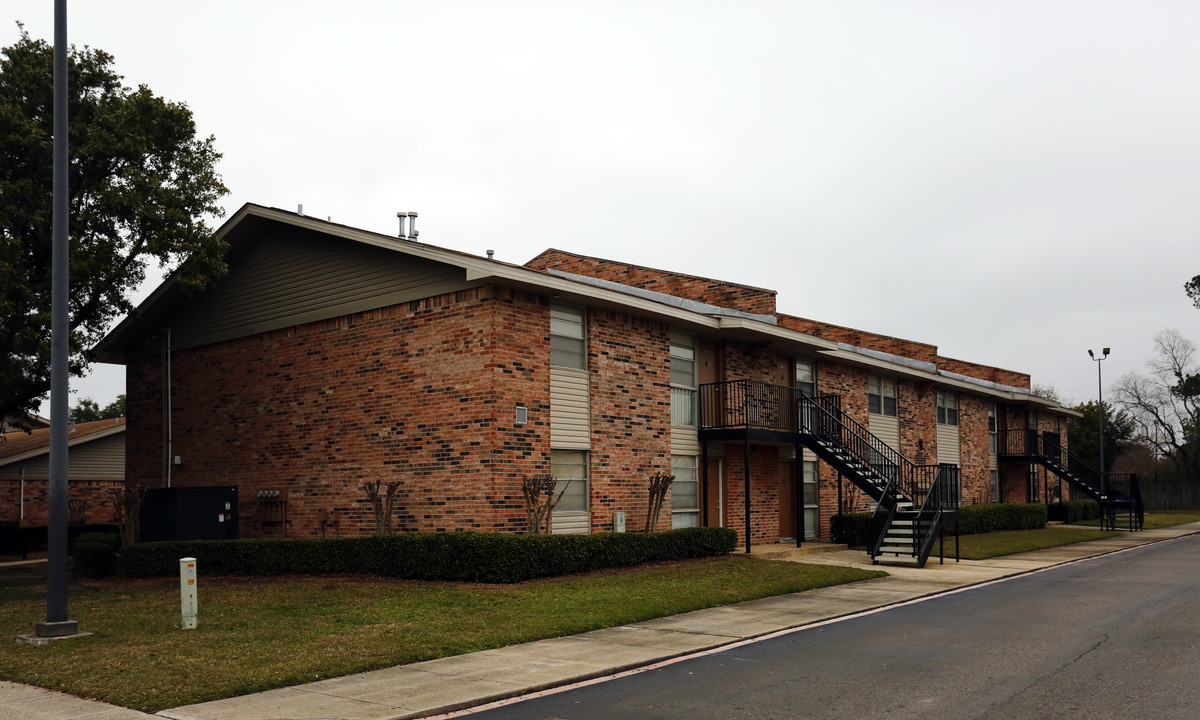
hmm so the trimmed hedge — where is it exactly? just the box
[833,503,1050,546]
[1046,499,1102,523]
[944,503,1047,535]
[830,513,872,546]
[118,526,739,584]
[0,523,121,557]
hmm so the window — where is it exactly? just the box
[795,358,815,397]
[868,374,897,417]
[990,468,999,503]
[988,404,998,454]
[803,461,819,539]
[550,305,586,369]
[936,390,959,426]
[550,450,588,513]
[670,332,697,426]
[671,455,699,528]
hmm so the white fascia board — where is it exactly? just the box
[818,347,1079,415]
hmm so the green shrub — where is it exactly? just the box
[0,523,120,556]
[119,527,739,583]
[1047,499,1102,523]
[944,503,1047,535]
[830,513,872,546]
[74,541,118,578]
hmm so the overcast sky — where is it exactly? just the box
[11,1,1199,415]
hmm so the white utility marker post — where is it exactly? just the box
[180,557,198,630]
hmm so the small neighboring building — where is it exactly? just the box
[0,417,126,526]
[94,204,1080,550]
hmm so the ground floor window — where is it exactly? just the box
[671,455,699,528]
[551,450,590,534]
[803,461,818,539]
[990,468,999,503]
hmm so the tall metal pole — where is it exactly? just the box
[1089,348,1110,500]
[36,0,79,638]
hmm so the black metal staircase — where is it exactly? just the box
[999,430,1143,530]
[797,394,960,567]
[698,380,961,566]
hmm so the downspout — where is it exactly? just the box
[167,326,172,488]
[19,467,24,522]
[162,327,173,488]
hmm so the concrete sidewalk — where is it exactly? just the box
[5,523,1197,720]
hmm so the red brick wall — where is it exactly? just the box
[0,479,121,526]
[525,249,777,316]
[958,394,992,504]
[938,356,1030,389]
[778,315,938,365]
[721,443,782,545]
[126,286,551,539]
[586,309,672,532]
[898,378,936,467]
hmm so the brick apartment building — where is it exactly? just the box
[94,204,1078,550]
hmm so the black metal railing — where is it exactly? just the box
[699,379,800,433]
[800,393,909,492]
[999,427,1144,529]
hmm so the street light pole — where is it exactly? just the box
[1088,347,1110,498]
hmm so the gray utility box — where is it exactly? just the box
[140,486,239,542]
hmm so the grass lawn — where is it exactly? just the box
[952,526,1119,560]
[0,557,883,712]
[1071,510,1200,530]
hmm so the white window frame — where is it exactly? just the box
[550,304,586,369]
[670,332,697,427]
[936,390,959,426]
[671,455,699,528]
[550,449,589,513]
[795,358,815,397]
[868,374,897,417]
[802,460,819,539]
[988,404,998,455]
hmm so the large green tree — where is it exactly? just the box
[1067,400,1137,473]
[0,29,228,428]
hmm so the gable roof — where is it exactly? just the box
[0,417,127,467]
[92,203,1075,414]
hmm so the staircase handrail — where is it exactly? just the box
[913,464,960,566]
[800,394,913,494]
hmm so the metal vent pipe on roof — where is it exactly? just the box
[407,212,418,241]
[396,212,407,238]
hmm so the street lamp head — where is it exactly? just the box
[1088,349,1094,359]
[1102,347,1110,357]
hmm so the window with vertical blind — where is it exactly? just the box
[671,455,699,528]
[795,358,815,397]
[670,332,697,426]
[550,450,588,513]
[803,460,818,539]
[550,305,585,369]
[988,404,998,454]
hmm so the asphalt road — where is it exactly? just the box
[466,534,1200,720]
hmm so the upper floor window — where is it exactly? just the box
[670,332,697,426]
[937,390,959,426]
[550,305,586,369]
[988,404,998,454]
[795,358,815,397]
[868,374,897,417]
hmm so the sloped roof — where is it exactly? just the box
[0,417,127,467]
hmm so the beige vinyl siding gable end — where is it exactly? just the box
[165,228,475,351]
[0,433,125,480]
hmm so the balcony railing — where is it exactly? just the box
[699,379,799,433]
